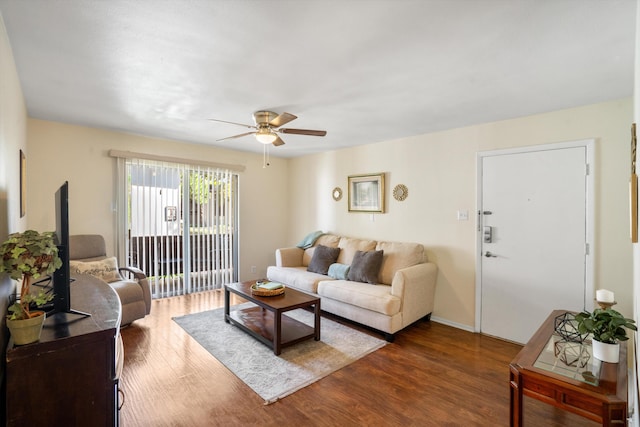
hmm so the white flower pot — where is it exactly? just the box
[592,339,620,363]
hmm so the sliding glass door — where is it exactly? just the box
[120,158,238,298]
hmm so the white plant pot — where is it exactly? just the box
[592,339,620,363]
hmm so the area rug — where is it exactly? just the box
[173,303,386,404]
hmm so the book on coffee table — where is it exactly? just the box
[256,281,284,290]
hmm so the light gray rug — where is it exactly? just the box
[173,303,386,404]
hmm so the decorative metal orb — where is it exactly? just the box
[554,312,588,343]
[553,340,590,368]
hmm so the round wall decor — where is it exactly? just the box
[332,187,343,201]
[393,184,408,201]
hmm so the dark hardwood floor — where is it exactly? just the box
[119,290,597,426]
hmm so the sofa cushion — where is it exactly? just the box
[337,237,377,265]
[318,280,401,316]
[266,266,333,294]
[376,241,425,285]
[302,234,341,266]
[347,250,384,284]
[307,245,341,275]
[328,263,350,280]
[69,257,123,283]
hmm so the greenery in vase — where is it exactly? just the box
[574,308,637,344]
[0,230,60,320]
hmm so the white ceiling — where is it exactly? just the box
[0,0,636,158]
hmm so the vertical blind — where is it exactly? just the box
[116,156,239,298]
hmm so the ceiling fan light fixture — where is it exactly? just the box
[255,128,277,144]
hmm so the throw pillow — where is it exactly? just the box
[347,250,384,284]
[328,263,350,280]
[69,257,122,283]
[307,245,341,275]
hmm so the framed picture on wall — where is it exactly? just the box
[20,149,26,218]
[348,173,385,213]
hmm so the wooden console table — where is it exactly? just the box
[5,274,122,426]
[509,309,627,426]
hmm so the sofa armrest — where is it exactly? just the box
[276,247,304,267]
[119,266,152,314]
[391,262,438,326]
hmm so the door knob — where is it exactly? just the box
[484,251,497,258]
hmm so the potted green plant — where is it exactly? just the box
[0,230,60,345]
[574,308,637,363]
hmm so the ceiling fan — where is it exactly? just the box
[209,110,327,146]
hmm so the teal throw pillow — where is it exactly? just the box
[328,263,350,280]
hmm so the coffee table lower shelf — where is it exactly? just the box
[226,306,317,354]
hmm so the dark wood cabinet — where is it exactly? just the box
[5,274,122,426]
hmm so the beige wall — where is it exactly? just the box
[26,119,290,281]
[0,13,27,238]
[289,98,633,329]
[0,11,26,391]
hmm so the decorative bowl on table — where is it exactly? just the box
[251,281,285,297]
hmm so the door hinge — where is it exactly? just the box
[585,164,590,176]
[585,243,590,255]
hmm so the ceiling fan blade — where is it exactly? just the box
[272,136,285,147]
[279,128,327,137]
[269,112,297,128]
[209,118,256,129]
[216,131,255,142]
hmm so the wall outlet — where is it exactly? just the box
[457,210,469,221]
[250,266,257,274]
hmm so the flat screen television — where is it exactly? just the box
[50,181,89,318]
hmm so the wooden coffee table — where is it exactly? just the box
[224,281,321,355]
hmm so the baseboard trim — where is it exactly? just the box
[431,316,475,333]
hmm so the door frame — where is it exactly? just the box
[474,139,595,334]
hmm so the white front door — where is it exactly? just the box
[477,141,593,344]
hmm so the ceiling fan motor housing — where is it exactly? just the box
[253,110,278,126]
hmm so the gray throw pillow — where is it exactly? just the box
[347,250,384,284]
[307,245,341,275]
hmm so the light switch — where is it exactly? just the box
[457,210,469,221]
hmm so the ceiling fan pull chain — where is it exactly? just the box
[263,144,271,168]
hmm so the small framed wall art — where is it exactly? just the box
[348,173,385,213]
[631,123,638,243]
[20,149,26,218]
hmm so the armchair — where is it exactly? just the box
[69,234,151,325]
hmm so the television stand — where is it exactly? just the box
[33,276,92,320]
[45,309,92,325]
[5,274,122,426]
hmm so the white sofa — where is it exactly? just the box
[266,234,437,341]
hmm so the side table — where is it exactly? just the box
[509,309,627,426]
